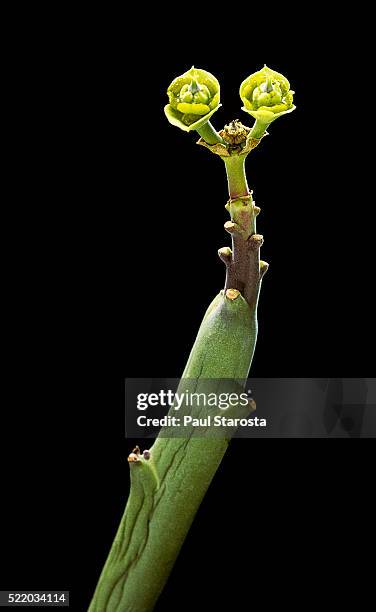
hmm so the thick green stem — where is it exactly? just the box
[223,155,249,200]
[196,120,224,145]
[250,119,270,139]
[89,293,258,612]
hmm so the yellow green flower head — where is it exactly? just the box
[164,66,221,132]
[240,65,295,124]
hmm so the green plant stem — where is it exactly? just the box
[224,154,249,200]
[250,119,269,139]
[89,293,258,612]
[196,120,224,144]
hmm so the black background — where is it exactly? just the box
[2,13,375,611]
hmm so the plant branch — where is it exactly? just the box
[250,118,269,139]
[196,120,224,144]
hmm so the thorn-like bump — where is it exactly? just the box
[260,260,269,279]
[248,234,264,250]
[224,221,241,234]
[218,246,232,256]
[218,246,232,266]
[128,445,141,463]
[226,288,241,301]
[254,205,261,216]
[128,453,140,463]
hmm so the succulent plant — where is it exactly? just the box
[90,64,295,612]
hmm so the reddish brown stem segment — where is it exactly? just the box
[221,195,267,308]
